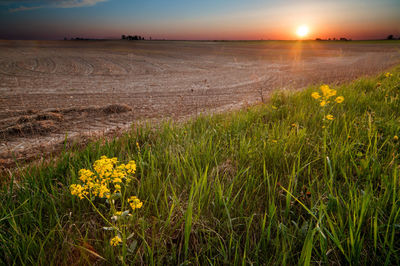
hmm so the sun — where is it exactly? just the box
[296,25,309,38]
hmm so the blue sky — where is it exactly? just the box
[0,0,399,40]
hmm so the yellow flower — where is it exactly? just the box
[86,181,96,189]
[78,169,94,183]
[320,84,336,99]
[326,114,334,120]
[271,105,277,110]
[128,196,143,210]
[335,96,344,103]
[394,135,399,141]
[320,100,327,107]
[111,170,125,179]
[385,72,392,78]
[311,92,321,99]
[110,235,122,246]
[98,184,110,198]
[327,89,336,98]
[114,184,121,193]
[70,184,87,200]
[115,211,122,216]
[113,177,122,183]
[93,156,116,178]
[320,85,330,96]
[71,156,139,208]
[125,160,137,174]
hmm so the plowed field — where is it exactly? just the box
[1,40,399,167]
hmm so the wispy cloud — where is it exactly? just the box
[7,0,108,12]
[9,5,41,12]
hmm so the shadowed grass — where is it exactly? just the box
[1,66,400,265]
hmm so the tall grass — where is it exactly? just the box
[1,67,400,265]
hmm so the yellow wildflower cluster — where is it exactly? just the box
[70,156,144,250]
[110,235,122,246]
[128,196,143,211]
[311,84,344,122]
[312,85,344,106]
[385,72,393,78]
[70,156,136,200]
[70,184,87,199]
[326,114,334,120]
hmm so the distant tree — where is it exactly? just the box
[387,34,394,40]
[64,37,67,41]
[122,34,146,41]
[315,38,322,41]
[340,37,348,41]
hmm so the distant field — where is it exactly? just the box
[1,40,400,166]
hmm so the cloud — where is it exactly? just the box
[7,0,108,12]
[55,0,108,8]
[8,5,42,12]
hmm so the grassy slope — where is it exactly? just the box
[1,66,400,265]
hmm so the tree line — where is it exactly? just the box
[121,35,148,40]
[315,35,400,41]
[315,37,352,41]
[386,35,400,40]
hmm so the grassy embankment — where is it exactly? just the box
[1,66,400,265]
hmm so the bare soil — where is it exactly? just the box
[1,40,400,167]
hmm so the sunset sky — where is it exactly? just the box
[0,0,399,40]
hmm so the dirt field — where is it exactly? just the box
[1,40,400,167]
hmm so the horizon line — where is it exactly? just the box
[1,38,399,42]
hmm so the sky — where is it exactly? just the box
[0,0,399,40]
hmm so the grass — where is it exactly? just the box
[1,67,400,265]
